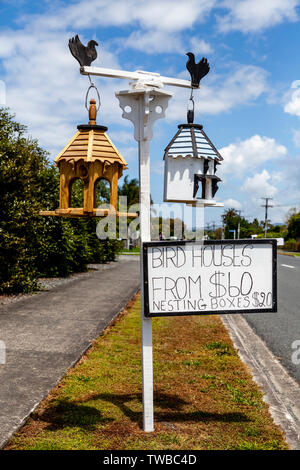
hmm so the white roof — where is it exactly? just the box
[164,124,223,161]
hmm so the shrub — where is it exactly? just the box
[287,213,300,240]
[0,108,122,293]
[282,239,300,252]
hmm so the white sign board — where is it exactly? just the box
[143,240,277,317]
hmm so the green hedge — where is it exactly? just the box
[281,239,300,252]
[0,108,121,294]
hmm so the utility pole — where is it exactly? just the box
[221,212,226,239]
[261,198,273,238]
[236,210,243,239]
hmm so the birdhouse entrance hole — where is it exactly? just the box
[94,178,110,206]
[70,178,84,208]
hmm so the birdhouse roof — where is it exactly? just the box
[55,126,127,168]
[164,123,223,161]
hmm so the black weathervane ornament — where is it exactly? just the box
[186,52,210,88]
[68,35,98,67]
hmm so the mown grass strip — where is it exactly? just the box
[6,294,288,450]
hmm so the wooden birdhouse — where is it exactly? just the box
[41,99,133,217]
[163,123,223,207]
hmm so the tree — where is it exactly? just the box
[118,175,154,208]
[284,207,298,224]
[287,211,300,240]
[214,227,223,239]
[118,175,139,208]
[221,209,267,239]
[0,108,51,292]
[223,208,239,238]
[0,108,121,293]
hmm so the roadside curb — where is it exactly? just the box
[221,313,300,450]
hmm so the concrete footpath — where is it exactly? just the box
[0,255,140,448]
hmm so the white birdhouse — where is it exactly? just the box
[163,123,223,206]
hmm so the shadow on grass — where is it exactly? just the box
[32,401,114,432]
[34,391,250,432]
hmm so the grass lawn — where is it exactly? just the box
[278,251,300,257]
[6,294,288,451]
[120,247,140,254]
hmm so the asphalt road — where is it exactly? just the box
[244,254,300,384]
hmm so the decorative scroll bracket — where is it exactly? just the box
[115,87,172,142]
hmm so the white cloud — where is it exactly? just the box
[0,0,220,160]
[21,0,298,36]
[217,0,300,33]
[166,64,268,120]
[224,198,242,209]
[219,135,287,177]
[120,32,213,56]
[224,153,300,223]
[242,169,277,201]
[200,65,268,114]
[117,146,138,162]
[189,38,213,55]
[284,80,300,117]
[271,171,283,183]
[0,0,291,172]
[21,0,215,56]
[0,26,128,158]
[120,30,184,54]
[131,0,215,32]
[293,128,300,147]
[0,5,270,162]
[108,130,135,145]
[0,80,5,105]
[23,0,216,33]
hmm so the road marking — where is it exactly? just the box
[281,264,295,269]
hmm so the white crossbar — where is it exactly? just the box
[81,66,193,89]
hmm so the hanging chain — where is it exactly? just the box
[85,74,101,111]
[187,87,195,124]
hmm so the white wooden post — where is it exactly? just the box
[116,87,172,432]
[79,65,189,431]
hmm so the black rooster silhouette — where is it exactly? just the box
[186,53,210,87]
[68,35,98,67]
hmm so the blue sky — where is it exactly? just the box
[0,0,300,228]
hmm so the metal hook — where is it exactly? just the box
[189,87,194,102]
[85,75,101,111]
[187,89,195,124]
